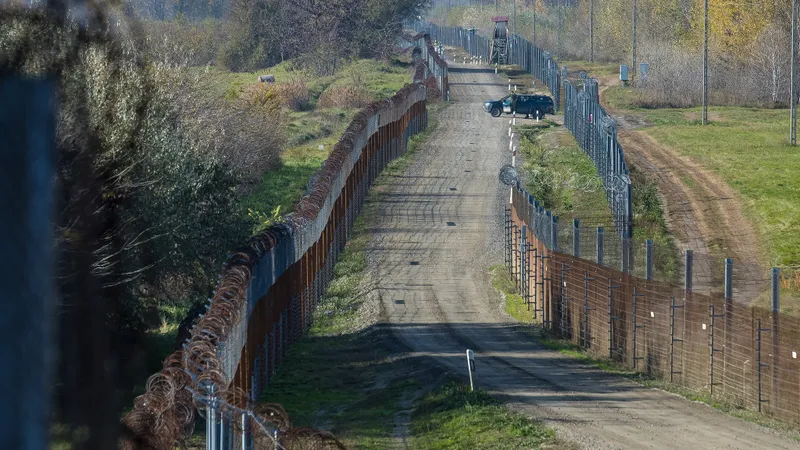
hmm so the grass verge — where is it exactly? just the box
[491,265,533,324]
[411,381,561,450]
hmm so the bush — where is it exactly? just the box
[181,79,286,188]
[317,84,374,108]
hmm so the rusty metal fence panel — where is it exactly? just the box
[123,81,430,448]
[506,183,800,426]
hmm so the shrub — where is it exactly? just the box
[317,84,374,108]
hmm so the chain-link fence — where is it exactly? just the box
[122,81,430,449]
[506,183,800,426]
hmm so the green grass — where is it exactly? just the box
[603,93,800,273]
[560,60,619,79]
[641,107,800,265]
[411,381,562,450]
[490,265,533,324]
[515,120,614,228]
[226,58,413,231]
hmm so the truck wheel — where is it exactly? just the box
[491,108,502,117]
[535,110,544,120]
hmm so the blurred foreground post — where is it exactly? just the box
[0,76,56,449]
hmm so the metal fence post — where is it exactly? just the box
[632,288,646,369]
[621,237,630,273]
[521,225,528,308]
[723,258,733,394]
[597,227,604,265]
[207,383,218,450]
[709,304,724,395]
[669,297,684,382]
[757,318,772,412]
[1,77,56,450]
[241,412,249,450]
[573,218,581,257]
[583,271,595,349]
[552,216,559,252]
[684,249,693,291]
[771,267,781,416]
[645,239,654,280]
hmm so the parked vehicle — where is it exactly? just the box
[483,94,554,119]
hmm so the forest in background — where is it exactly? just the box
[433,0,798,107]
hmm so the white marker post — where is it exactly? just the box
[465,349,476,391]
[512,146,517,167]
[512,111,516,126]
[509,133,514,151]
[508,78,511,91]
[495,63,498,74]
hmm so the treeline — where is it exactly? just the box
[437,0,798,107]
[138,0,430,72]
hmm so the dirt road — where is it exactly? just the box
[596,76,768,301]
[365,64,796,449]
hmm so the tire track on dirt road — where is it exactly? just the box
[364,64,796,448]
[598,75,767,301]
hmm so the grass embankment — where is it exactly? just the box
[513,119,678,279]
[606,85,800,309]
[259,103,561,448]
[214,59,413,225]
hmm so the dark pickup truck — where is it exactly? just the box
[484,94,555,119]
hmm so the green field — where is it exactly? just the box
[607,86,800,267]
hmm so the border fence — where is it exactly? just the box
[408,20,632,242]
[411,32,449,100]
[564,76,633,243]
[122,69,434,447]
[506,182,800,426]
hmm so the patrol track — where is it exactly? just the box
[364,62,796,449]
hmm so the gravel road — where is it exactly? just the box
[364,63,797,449]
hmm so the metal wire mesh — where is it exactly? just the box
[508,183,800,426]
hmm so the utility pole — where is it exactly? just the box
[632,0,637,83]
[791,0,798,145]
[702,0,709,125]
[557,0,563,58]
[590,0,595,62]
